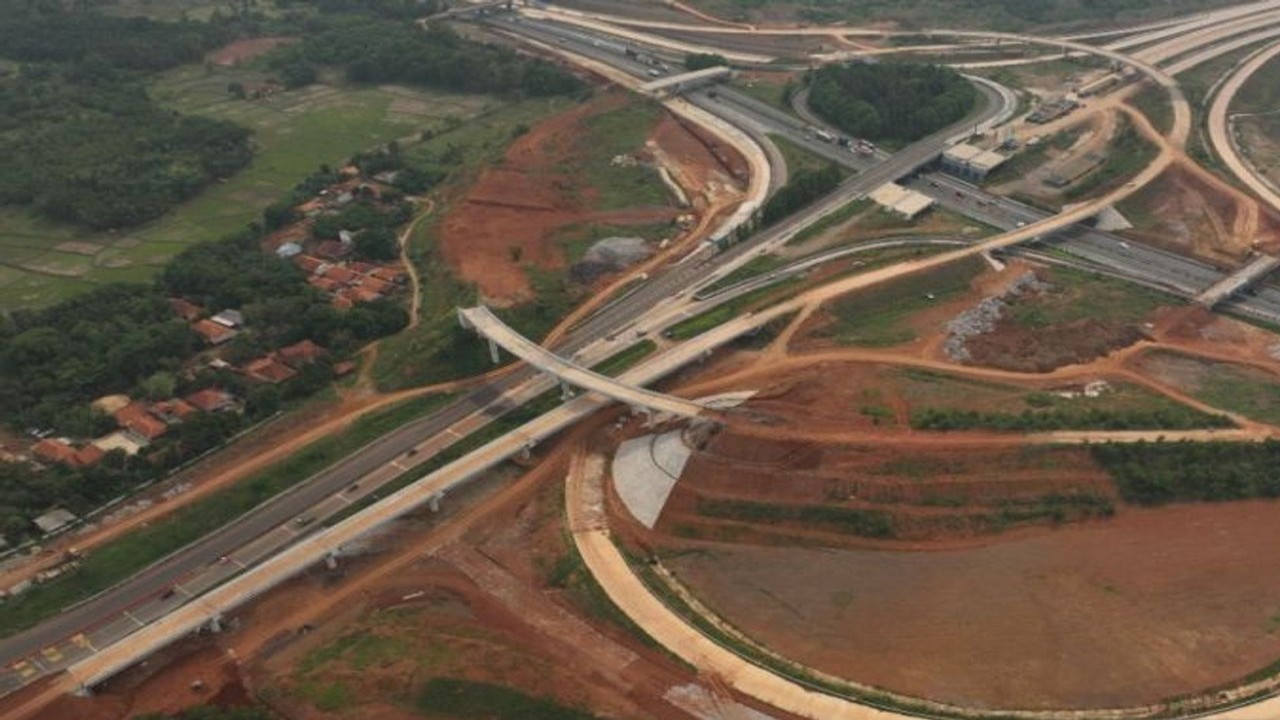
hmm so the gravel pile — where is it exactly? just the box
[944,271,1050,362]
[570,235,654,284]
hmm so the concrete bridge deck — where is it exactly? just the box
[457,306,708,419]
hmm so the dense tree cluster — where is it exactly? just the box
[0,69,252,229]
[0,0,253,230]
[1093,440,1280,505]
[807,62,977,144]
[761,164,844,226]
[267,19,581,96]
[684,53,729,70]
[0,0,232,71]
[911,407,1234,432]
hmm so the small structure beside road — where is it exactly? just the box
[870,182,935,220]
[941,143,1008,181]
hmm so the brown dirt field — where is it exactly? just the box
[665,499,1280,710]
[439,91,682,305]
[206,37,295,66]
[1121,165,1280,264]
[653,419,1117,548]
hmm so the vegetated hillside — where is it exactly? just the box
[266,19,581,97]
[807,62,976,144]
[702,0,1238,30]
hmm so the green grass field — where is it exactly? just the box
[0,65,493,310]
[822,256,984,346]
[1006,265,1173,329]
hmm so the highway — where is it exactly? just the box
[458,306,709,419]
[1208,39,1280,214]
[8,1,1280,710]
[0,0,1010,698]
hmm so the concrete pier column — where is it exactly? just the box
[324,553,338,571]
[560,381,575,401]
[488,338,501,365]
[428,494,442,513]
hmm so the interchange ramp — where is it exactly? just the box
[457,306,708,419]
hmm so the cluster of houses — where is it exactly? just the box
[30,386,238,469]
[264,172,410,308]
[294,255,406,309]
[170,300,245,347]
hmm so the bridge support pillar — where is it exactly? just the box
[428,493,442,513]
[208,614,224,633]
[518,442,536,461]
[560,380,575,401]
[324,553,338,571]
[487,338,501,365]
[456,309,472,331]
[629,405,652,420]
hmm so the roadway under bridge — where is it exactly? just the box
[457,306,709,419]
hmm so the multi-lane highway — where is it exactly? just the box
[0,1,1014,698]
[506,11,1280,322]
[8,1,1280,711]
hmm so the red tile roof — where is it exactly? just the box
[32,439,78,465]
[316,240,351,260]
[151,399,197,422]
[358,276,392,295]
[243,356,297,384]
[322,265,357,285]
[185,388,237,413]
[192,319,237,345]
[308,276,340,292]
[277,339,327,368]
[295,254,326,275]
[113,403,168,440]
[352,286,383,303]
[168,297,204,322]
[370,267,406,283]
[73,444,106,467]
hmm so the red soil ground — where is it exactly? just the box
[666,500,1280,710]
[1123,165,1280,262]
[206,37,295,66]
[438,91,693,305]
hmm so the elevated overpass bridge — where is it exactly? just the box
[1196,254,1280,308]
[639,65,733,96]
[457,306,710,419]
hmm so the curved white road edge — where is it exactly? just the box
[1208,39,1280,214]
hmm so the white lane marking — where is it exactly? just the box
[123,611,145,628]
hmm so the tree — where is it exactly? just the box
[227,81,246,99]
[139,371,177,400]
[685,52,728,71]
[354,227,398,261]
[279,61,316,88]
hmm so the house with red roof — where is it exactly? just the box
[277,340,328,368]
[169,298,204,322]
[32,439,78,466]
[192,319,237,346]
[243,356,297,384]
[113,403,168,441]
[185,388,238,413]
